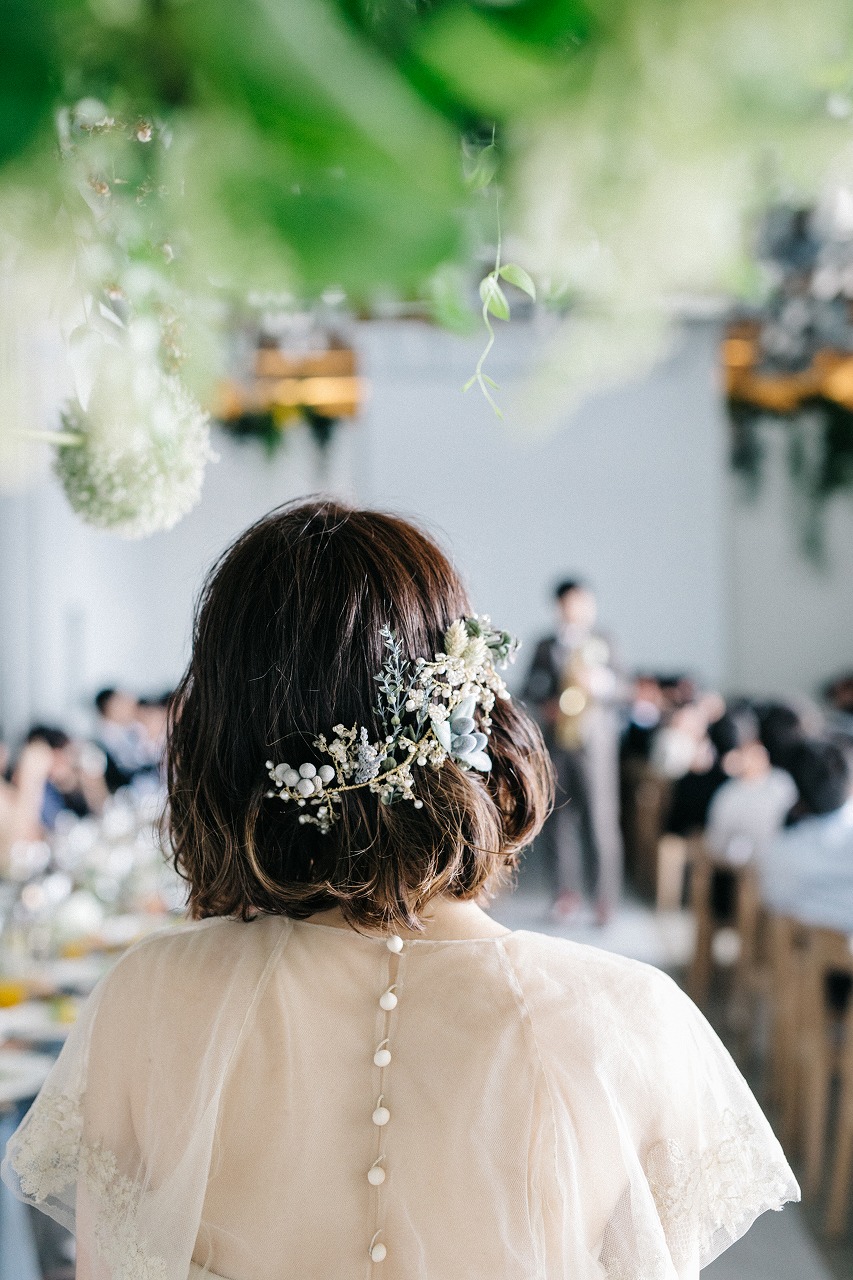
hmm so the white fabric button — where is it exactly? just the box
[367,1165,385,1186]
[298,763,316,778]
[296,777,315,798]
[318,764,336,784]
[386,935,404,953]
[379,989,397,1011]
[372,1105,390,1126]
[370,1243,387,1263]
[374,1048,391,1068]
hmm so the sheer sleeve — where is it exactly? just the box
[1,917,291,1280]
[507,936,799,1280]
[595,969,799,1279]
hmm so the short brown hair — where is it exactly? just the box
[168,500,553,931]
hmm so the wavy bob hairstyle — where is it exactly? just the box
[168,500,553,931]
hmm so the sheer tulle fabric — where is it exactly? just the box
[2,917,798,1280]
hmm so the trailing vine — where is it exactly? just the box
[463,169,536,417]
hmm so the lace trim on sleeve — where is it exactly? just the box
[7,1087,167,1280]
[8,1086,83,1204]
[644,1108,794,1269]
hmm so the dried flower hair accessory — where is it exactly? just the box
[265,616,518,833]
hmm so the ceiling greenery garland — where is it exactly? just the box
[725,200,853,562]
[3,0,853,536]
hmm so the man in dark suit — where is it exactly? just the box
[524,580,625,924]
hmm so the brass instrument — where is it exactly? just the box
[555,636,610,751]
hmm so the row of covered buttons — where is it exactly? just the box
[368,933,404,1264]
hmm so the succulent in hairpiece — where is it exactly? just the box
[265,615,518,833]
[432,697,491,772]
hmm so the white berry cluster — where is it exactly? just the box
[265,617,519,834]
[264,760,340,833]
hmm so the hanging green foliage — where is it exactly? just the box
[220,409,340,458]
[5,0,853,535]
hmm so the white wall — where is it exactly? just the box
[4,315,851,740]
[356,318,728,691]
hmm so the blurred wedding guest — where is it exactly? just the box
[620,675,664,763]
[658,674,697,711]
[650,700,710,781]
[760,739,853,931]
[137,694,170,758]
[94,687,148,791]
[823,671,853,740]
[134,693,172,790]
[23,725,107,829]
[0,735,53,871]
[651,698,734,909]
[705,707,797,866]
[524,579,624,923]
[657,696,734,837]
[756,702,808,769]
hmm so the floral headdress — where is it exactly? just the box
[264,616,518,833]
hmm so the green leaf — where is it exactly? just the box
[479,274,510,320]
[498,263,536,300]
[465,143,499,191]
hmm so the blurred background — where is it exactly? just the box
[4,1,853,1276]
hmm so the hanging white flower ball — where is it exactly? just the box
[54,351,214,538]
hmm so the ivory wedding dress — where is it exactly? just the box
[2,914,797,1279]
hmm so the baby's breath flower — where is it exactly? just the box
[55,371,212,538]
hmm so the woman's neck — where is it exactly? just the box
[304,897,510,941]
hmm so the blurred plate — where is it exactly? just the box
[34,956,105,994]
[0,1001,76,1045]
[0,1049,53,1105]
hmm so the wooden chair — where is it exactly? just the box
[687,837,762,1011]
[798,927,853,1236]
[765,914,810,1152]
[828,962,853,1237]
[656,833,690,912]
[630,766,672,898]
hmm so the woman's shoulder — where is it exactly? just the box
[499,930,693,1074]
[501,928,678,1011]
[99,914,291,999]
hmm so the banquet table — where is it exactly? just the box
[0,939,141,1279]
[0,1057,55,1280]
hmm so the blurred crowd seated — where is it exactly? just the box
[621,669,853,1238]
[0,688,169,873]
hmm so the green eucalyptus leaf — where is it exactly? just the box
[479,274,510,320]
[498,263,536,300]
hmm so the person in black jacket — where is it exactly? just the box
[524,580,626,925]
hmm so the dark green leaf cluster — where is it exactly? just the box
[729,395,853,564]
[0,0,594,302]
